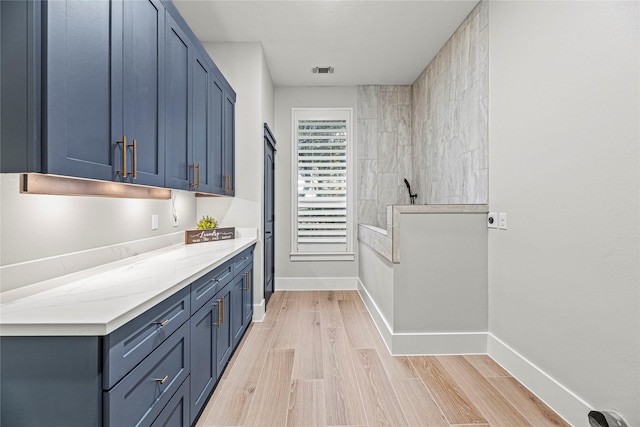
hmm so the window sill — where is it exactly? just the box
[289,252,355,262]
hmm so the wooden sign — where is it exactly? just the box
[185,227,235,244]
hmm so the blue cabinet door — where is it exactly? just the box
[191,53,211,193]
[119,0,165,186]
[44,0,113,180]
[222,89,235,196]
[209,74,225,194]
[243,264,254,329]
[164,14,192,190]
[230,272,245,347]
[189,301,217,424]
[215,284,233,376]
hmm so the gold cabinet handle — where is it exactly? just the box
[116,136,127,177]
[125,139,137,179]
[213,299,221,328]
[224,174,230,194]
[196,163,201,188]
[129,139,137,179]
[191,162,197,188]
[244,271,251,291]
[155,319,169,327]
[220,296,225,324]
[155,375,169,384]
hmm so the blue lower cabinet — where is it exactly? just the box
[189,300,218,424]
[152,376,190,427]
[104,321,190,427]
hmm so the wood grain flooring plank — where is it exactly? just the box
[409,356,487,425]
[271,297,303,349]
[437,356,533,427]
[201,323,277,426]
[358,307,417,380]
[245,348,295,427]
[489,376,571,426]
[287,379,326,427]
[391,378,448,427]
[285,290,321,312]
[339,299,375,349]
[351,348,409,426]
[200,292,569,427]
[291,310,324,379]
[322,327,368,426]
[464,354,511,379]
[318,291,345,329]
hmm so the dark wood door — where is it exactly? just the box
[263,124,276,307]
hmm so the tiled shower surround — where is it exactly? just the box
[357,2,488,228]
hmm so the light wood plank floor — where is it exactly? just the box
[196,291,569,427]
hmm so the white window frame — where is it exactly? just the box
[290,108,355,261]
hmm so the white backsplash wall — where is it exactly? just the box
[412,1,488,204]
[357,85,413,229]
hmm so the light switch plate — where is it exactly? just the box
[499,213,508,230]
[151,214,159,230]
[487,212,498,229]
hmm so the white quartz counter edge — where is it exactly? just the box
[0,237,257,336]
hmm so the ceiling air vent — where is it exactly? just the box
[312,67,334,74]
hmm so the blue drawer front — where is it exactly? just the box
[104,321,190,427]
[103,286,190,389]
[233,247,254,277]
[190,259,233,314]
[151,376,190,427]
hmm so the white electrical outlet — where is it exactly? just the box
[487,212,498,229]
[172,212,179,227]
[151,214,159,230]
[499,212,508,230]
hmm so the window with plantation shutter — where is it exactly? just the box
[291,108,354,261]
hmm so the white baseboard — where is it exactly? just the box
[487,333,591,427]
[392,332,488,355]
[357,278,488,355]
[275,277,358,291]
[356,279,393,352]
[252,298,266,322]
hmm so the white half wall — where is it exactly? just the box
[487,2,639,426]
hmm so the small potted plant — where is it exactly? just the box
[185,216,235,244]
[196,215,217,230]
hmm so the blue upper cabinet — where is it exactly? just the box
[192,53,213,193]
[164,14,192,191]
[43,0,114,180]
[222,88,236,196]
[1,0,235,196]
[117,0,166,187]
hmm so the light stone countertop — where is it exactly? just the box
[0,236,257,337]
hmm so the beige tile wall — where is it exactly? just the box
[357,2,488,227]
[357,85,413,228]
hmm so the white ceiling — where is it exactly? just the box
[173,1,479,87]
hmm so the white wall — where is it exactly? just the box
[0,174,195,266]
[273,87,359,284]
[488,2,639,425]
[198,42,274,316]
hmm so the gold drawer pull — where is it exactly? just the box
[155,319,169,327]
[128,139,137,179]
[224,174,230,193]
[213,300,221,328]
[155,375,169,384]
[116,136,127,177]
